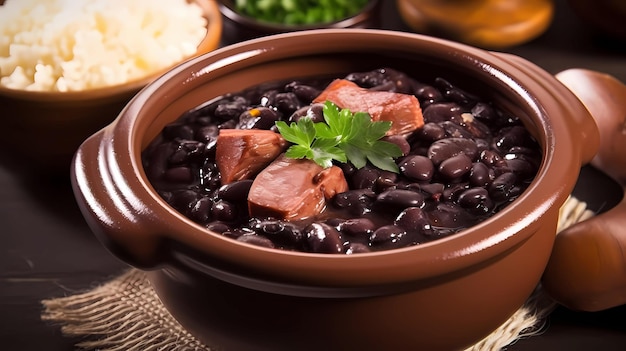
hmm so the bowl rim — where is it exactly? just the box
[77,28,582,292]
[217,0,380,31]
[0,0,223,102]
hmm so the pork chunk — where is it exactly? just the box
[248,155,348,221]
[216,129,288,184]
[314,79,424,135]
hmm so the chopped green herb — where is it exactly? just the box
[234,0,369,25]
[275,101,402,172]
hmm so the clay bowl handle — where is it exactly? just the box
[542,69,626,311]
[71,126,171,268]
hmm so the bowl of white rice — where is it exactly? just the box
[0,0,222,174]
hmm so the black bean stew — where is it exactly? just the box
[142,68,541,254]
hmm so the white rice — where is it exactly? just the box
[0,0,208,91]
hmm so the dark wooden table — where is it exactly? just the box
[2,0,626,349]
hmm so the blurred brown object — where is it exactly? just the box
[396,0,554,49]
[568,0,626,42]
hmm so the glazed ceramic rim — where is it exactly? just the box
[105,29,578,292]
[0,0,222,103]
[218,0,380,31]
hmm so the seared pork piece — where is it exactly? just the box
[314,79,425,135]
[248,155,348,221]
[216,129,288,184]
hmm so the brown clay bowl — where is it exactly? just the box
[71,29,625,350]
[218,0,381,44]
[0,0,222,175]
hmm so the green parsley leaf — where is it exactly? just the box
[276,101,402,173]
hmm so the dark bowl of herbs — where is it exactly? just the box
[218,0,381,44]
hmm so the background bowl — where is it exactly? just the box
[396,0,554,49]
[0,0,222,175]
[218,0,381,44]
[71,29,613,350]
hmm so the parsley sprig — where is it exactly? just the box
[275,101,402,173]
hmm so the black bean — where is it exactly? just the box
[508,146,540,157]
[333,189,377,215]
[214,97,249,121]
[168,148,189,165]
[388,72,415,94]
[394,207,434,236]
[475,138,490,153]
[427,202,473,229]
[469,162,494,187]
[237,234,275,248]
[399,155,434,181]
[258,89,279,107]
[169,189,199,214]
[250,219,303,248]
[305,223,344,254]
[498,158,536,178]
[338,162,356,178]
[345,242,371,254]
[414,84,443,107]
[452,113,491,139]
[479,149,503,167]
[289,103,325,123]
[369,225,418,250]
[423,102,463,123]
[273,92,301,115]
[224,227,255,239]
[470,102,497,123]
[438,154,472,180]
[350,167,381,190]
[434,77,478,108]
[488,172,518,202]
[290,84,321,102]
[237,107,281,130]
[369,80,397,92]
[211,200,238,222]
[199,163,221,190]
[345,68,387,88]
[325,217,345,228]
[376,189,424,212]
[339,218,377,238]
[428,138,478,165]
[440,121,473,139]
[189,197,213,223]
[171,140,206,164]
[418,183,445,199]
[369,225,406,244]
[376,171,399,191]
[417,122,446,142]
[217,179,253,203]
[441,183,468,202]
[205,221,231,234]
[493,126,531,153]
[457,187,495,215]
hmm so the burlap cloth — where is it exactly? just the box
[41,196,594,351]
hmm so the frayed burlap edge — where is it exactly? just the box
[41,196,594,351]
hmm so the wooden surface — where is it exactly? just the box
[1,0,626,349]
